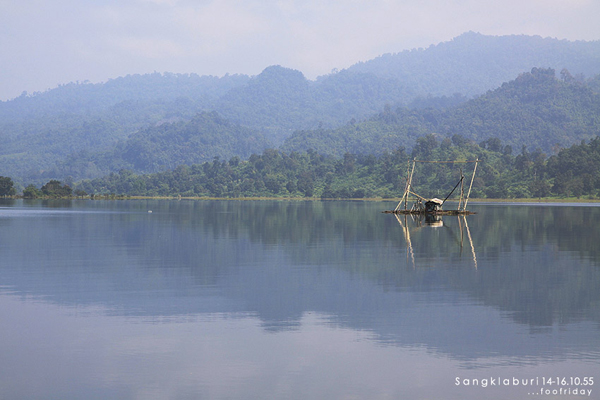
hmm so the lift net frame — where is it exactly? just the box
[394,158,480,212]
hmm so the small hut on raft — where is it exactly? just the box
[384,158,480,216]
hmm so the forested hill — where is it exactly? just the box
[0,66,414,182]
[282,68,600,156]
[6,67,600,183]
[215,66,412,139]
[348,31,600,97]
[0,73,253,183]
[46,112,270,179]
[2,33,600,184]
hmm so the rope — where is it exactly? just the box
[412,160,480,164]
[442,176,464,205]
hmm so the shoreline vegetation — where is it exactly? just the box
[3,194,600,204]
[4,133,600,203]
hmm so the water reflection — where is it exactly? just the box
[0,295,493,400]
[393,213,478,269]
[0,199,599,399]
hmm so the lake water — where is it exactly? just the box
[0,199,598,400]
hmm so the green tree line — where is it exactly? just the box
[9,133,600,200]
[50,134,598,200]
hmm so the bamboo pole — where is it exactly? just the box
[462,215,477,269]
[395,213,415,268]
[457,215,464,250]
[403,160,412,210]
[458,170,464,211]
[395,159,416,211]
[394,161,410,211]
[405,159,416,210]
[462,159,479,211]
[407,190,428,201]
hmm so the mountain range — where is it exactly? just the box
[1,32,600,184]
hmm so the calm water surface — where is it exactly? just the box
[0,199,598,399]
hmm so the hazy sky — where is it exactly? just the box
[1,0,599,101]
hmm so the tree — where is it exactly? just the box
[297,172,314,197]
[74,189,88,198]
[560,68,574,83]
[412,134,438,158]
[0,176,15,197]
[529,178,551,198]
[41,180,73,198]
[23,185,42,199]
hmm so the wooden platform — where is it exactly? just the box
[382,209,476,215]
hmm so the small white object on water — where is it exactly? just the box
[148,210,152,213]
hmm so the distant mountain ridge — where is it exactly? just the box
[1,32,600,183]
[282,67,600,156]
[348,31,600,97]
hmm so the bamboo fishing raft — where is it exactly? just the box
[384,158,480,215]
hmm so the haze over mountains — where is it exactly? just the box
[1,32,600,184]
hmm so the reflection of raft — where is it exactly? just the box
[392,210,478,268]
[384,158,480,215]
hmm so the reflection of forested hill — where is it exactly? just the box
[0,200,598,362]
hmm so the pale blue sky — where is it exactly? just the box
[1,0,599,100]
